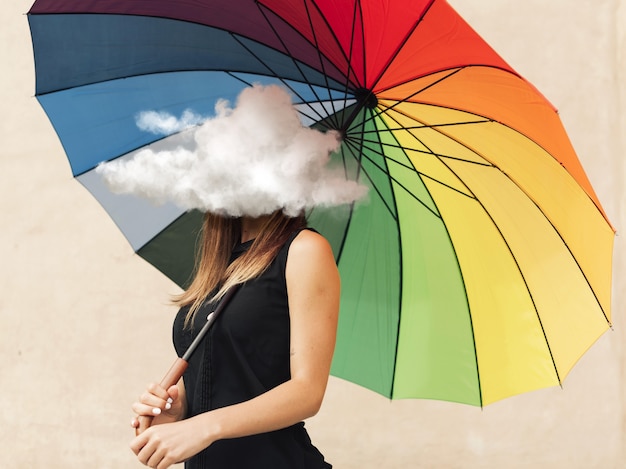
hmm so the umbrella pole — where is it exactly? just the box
[136,285,239,434]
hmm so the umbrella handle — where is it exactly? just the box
[134,285,239,436]
[135,357,188,435]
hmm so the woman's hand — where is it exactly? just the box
[131,381,186,432]
[130,417,215,469]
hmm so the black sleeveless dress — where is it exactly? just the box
[172,229,331,468]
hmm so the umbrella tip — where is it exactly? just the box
[354,88,378,109]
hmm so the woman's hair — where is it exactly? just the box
[174,210,306,326]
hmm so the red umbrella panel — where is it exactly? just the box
[28,0,614,406]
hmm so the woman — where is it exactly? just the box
[129,209,340,468]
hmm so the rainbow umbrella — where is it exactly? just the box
[28,0,614,406]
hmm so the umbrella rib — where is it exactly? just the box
[373,68,465,115]
[369,113,404,399]
[347,108,405,398]
[375,67,464,99]
[224,69,337,132]
[349,154,399,223]
[302,0,373,134]
[373,54,526,96]
[352,137,480,208]
[258,1,363,130]
[341,140,401,221]
[305,0,366,118]
[305,0,365,88]
[367,0,437,91]
[71,130,187,178]
[332,0,366,114]
[356,124,495,166]
[355,0,367,87]
[360,119,492,132]
[343,133,442,219]
[229,11,341,130]
[343,108,491,211]
[346,76,497,145]
[296,0,340,127]
[351,104,494,167]
[328,110,375,266]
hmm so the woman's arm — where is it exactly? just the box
[130,230,340,468]
[206,229,340,433]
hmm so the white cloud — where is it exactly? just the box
[96,84,367,217]
[135,109,205,135]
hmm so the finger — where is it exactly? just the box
[147,448,165,469]
[138,445,155,466]
[166,385,179,402]
[139,388,170,410]
[136,415,154,435]
[131,401,165,417]
[157,456,173,469]
[132,430,162,466]
[146,382,170,401]
[131,416,152,433]
[129,430,149,456]
[138,436,163,467]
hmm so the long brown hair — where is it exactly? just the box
[174,210,306,326]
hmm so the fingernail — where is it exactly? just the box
[131,419,136,427]
[152,407,161,415]
[165,402,172,410]
[167,397,173,404]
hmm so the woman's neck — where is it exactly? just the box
[240,215,270,243]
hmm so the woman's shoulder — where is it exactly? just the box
[287,229,336,267]
[285,228,340,300]
[291,228,330,250]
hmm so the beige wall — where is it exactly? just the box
[1,1,623,467]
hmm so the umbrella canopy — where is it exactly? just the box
[28,0,614,406]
